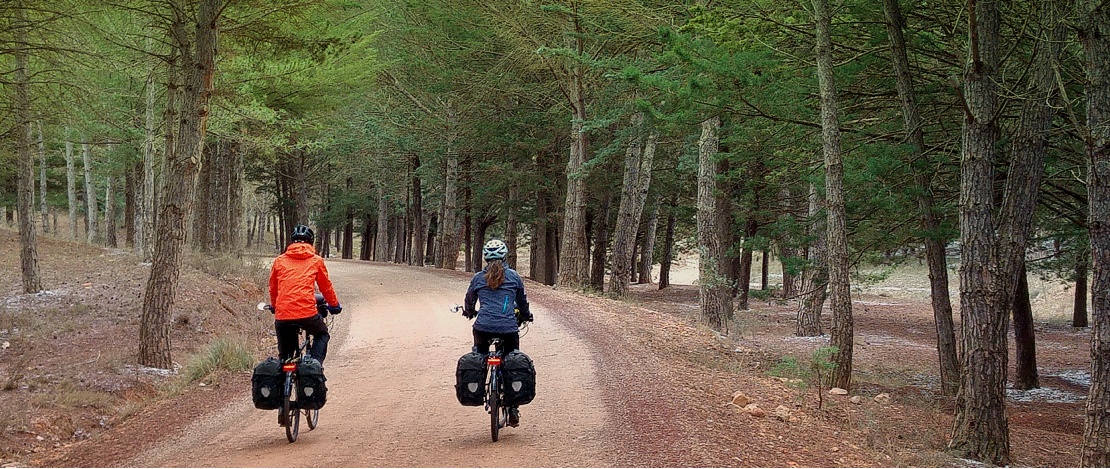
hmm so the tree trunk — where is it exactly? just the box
[82,143,99,244]
[697,116,732,332]
[1081,0,1110,464]
[589,193,612,291]
[376,186,390,261]
[659,196,677,290]
[438,106,461,270]
[532,191,555,285]
[950,0,1061,462]
[410,154,424,266]
[882,0,960,396]
[105,175,117,248]
[608,114,656,296]
[360,217,372,261]
[65,139,78,240]
[798,181,827,337]
[226,142,242,252]
[139,0,222,369]
[557,16,591,290]
[137,44,159,261]
[1076,255,1089,328]
[812,0,853,391]
[1013,263,1039,390]
[37,123,47,234]
[737,218,757,310]
[950,0,1009,462]
[506,180,519,270]
[780,187,800,299]
[761,248,770,291]
[639,197,660,284]
[13,3,42,293]
[193,143,213,250]
[425,214,437,265]
[125,163,136,247]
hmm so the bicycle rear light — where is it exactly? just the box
[282,363,297,372]
[488,357,501,366]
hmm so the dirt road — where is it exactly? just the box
[127,261,614,467]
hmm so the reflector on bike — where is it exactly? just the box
[282,363,297,372]
[488,357,501,365]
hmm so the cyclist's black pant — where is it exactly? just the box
[276,314,329,362]
[473,329,519,356]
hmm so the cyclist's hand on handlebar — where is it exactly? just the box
[517,310,533,325]
[463,309,477,320]
[327,304,342,315]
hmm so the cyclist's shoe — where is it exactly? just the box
[508,407,520,427]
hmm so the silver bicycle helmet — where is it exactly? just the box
[482,239,508,261]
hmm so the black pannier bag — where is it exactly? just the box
[455,351,487,406]
[296,357,327,410]
[501,350,536,406]
[251,358,284,410]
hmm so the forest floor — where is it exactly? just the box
[0,228,1093,467]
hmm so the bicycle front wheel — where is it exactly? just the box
[489,369,501,442]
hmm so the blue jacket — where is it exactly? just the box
[465,266,530,334]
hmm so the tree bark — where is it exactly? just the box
[557,13,591,290]
[589,193,612,291]
[639,197,660,284]
[226,141,243,252]
[376,186,390,261]
[1013,263,1039,390]
[1076,255,1089,328]
[410,154,424,265]
[609,114,657,295]
[798,181,827,337]
[137,41,159,261]
[882,0,960,396]
[13,2,42,293]
[1081,0,1110,464]
[812,0,853,391]
[105,174,117,248]
[193,143,213,250]
[950,0,1062,462]
[37,123,47,233]
[658,196,677,290]
[506,179,519,270]
[697,116,732,332]
[65,138,78,240]
[438,105,461,270]
[139,0,222,369]
[737,218,757,310]
[82,143,99,244]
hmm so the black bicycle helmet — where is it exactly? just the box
[291,224,314,243]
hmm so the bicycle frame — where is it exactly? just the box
[485,338,509,442]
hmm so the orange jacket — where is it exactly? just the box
[269,243,339,321]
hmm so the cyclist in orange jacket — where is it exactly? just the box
[269,224,342,362]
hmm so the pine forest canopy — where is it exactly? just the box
[1,0,1108,465]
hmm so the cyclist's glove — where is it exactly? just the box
[327,304,343,315]
[517,310,533,325]
[463,309,477,320]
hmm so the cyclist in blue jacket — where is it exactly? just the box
[463,238,533,426]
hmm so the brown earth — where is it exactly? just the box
[0,229,1093,467]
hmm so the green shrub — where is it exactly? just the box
[180,336,254,384]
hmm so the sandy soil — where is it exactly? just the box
[125,261,613,467]
[2,230,1095,467]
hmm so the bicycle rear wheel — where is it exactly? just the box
[489,368,501,442]
[283,378,300,442]
[305,408,319,430]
